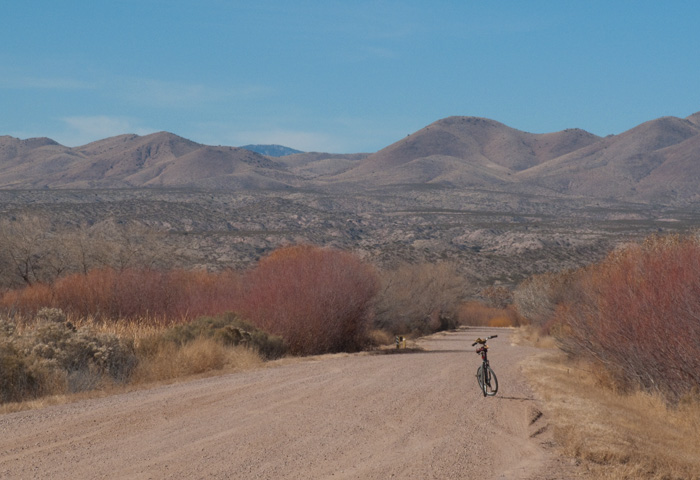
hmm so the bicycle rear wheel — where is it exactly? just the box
[483,366,498,396]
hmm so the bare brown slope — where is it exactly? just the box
[637,133,700,202]
[687,111,700,127]
[67,132,203,185]
[518,116,700,198]
[332,116,599,186]
[0,136,62,163]
[0,133,299,189]
[0,136,82,188]
[137,146,297,189]
[276,152,369,178]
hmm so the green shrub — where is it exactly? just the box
[156,313,287,360]
[0,322,41,403]
[0,308,138,403]
[29,309,137,385]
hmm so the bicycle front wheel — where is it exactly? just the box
[483,366,498,396]
[476,366,485,395]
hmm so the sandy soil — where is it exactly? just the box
[0,327,584,479]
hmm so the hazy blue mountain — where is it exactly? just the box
[240,144,303,157]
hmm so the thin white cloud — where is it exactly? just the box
[57,116,156,146]
[0,75,95,90]
[118,77,274,108]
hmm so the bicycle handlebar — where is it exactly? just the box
[471,335,498,346]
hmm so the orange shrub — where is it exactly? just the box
[458,301,521,327]
[240,245,379,355]
[1,283,54,314]
[1,268,243,323]
[488,316,514,328]
[555,235,700,402]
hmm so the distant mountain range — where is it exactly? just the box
[2,111,700,204]
[239,144,303,157]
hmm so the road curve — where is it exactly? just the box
[0,327,578,479]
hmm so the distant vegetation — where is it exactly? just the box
[0,218,494,406]
[1,212,697,424]
[2,211,698,411]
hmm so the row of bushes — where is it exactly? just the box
[513,235,700,403]
[1,244,493,405]
[1,268,242,321]
[2,245,476,357]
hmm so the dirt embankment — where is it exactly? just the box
[0,327,583,479]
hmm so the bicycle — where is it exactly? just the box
[472,335,498,396]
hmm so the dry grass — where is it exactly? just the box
[77,315,266,383]
[512,325,558,349]
[132,338,263,383]
[367,328,395,347]
[519,338,700,480]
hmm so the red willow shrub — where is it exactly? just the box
[1,245,380,356]
[240,245,379,355]
[1,268,242,323]
[555,235,700,402]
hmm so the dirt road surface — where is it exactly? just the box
[0,327,582,479]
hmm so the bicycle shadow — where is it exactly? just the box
[371,348,471,355]
[495,395,535,401]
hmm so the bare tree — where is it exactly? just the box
[0,215,58,286]
[0,215,174,288]
[90,220,171,271]
[373,261,469,334]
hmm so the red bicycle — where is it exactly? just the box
[472,335,498,396]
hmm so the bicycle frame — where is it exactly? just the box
[478,345,490,369]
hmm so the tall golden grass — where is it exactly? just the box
[131,337,263,383]
[520,341,700,480]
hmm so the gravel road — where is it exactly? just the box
[0,327,582,479]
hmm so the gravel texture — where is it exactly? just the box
[0,327,584,479]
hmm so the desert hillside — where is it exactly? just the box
[0,132,298,189]
[332,116,600,186]
[517,115,700,202]
[2,111,700,203]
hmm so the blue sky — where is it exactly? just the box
[2,1,699,153]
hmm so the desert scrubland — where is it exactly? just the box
[2,113,700,478]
